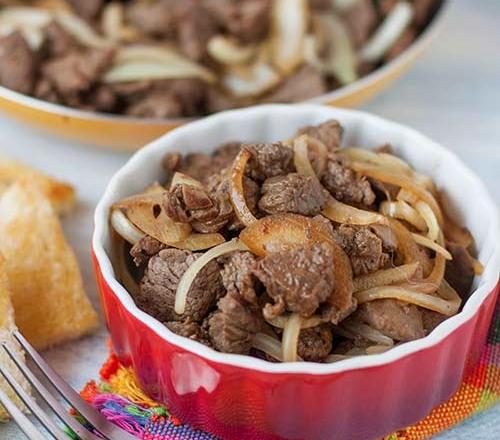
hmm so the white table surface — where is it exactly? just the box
[0,0,499,438]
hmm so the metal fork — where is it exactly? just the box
[0,330,138,440]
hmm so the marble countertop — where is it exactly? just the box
[0,0,499,437]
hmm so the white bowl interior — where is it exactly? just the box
[93,104,499,374]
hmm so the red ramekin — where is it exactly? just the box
[92,104,500,440]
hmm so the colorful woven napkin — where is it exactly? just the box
[77,299,499,440]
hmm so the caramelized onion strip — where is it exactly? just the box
[437,279,462,313]
[415,201,439,241]
[353,262,420,292]
[411,233,452,260]
[171,233,225,251]
[175,239,248,315]
[388,219,431,272]
[266,314,323,329]
[111,209,145,245]
[230,149,257,226]
[252,333,284,362]
[341,148,411,174]
[380,200,427,231]
[341,321,394,346]
[282,313,303,362]
[422,232,447,287]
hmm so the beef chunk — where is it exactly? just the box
[421,309,446,335]
[264,65,328,103]
[0,32,37,94]
[83,85,117,112]
[297,119,344,152]
[355,299,425,341]
[138,248,224,322]
[321,155,376,207]
[219,251,258,304]
[413,0,437,28]
[42,48,114,99]
[68,0,103,20]
[176,0,217,61]
[445,243,475,301]
[385,28,417,61]
[130,235,166,266]
[126,0,176,37]
[126,91,183,118]
[254,243,335,318]
[206,87,236,113]
[165,319,211,345]
[333,225,392,276]
[258,173,327,216]
[369,224,398,253]
[213,142,242,169]
[207,0,272,44]
[33,78,59,104]
[156,79,207,116]
[44,21,77,57]
[245,142,294,182]
[340,0,378,48]
[207,290,262,354]
[297,325,333,362]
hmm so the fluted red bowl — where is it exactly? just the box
[92,104,500,440]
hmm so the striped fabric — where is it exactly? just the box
[79,300,499,440]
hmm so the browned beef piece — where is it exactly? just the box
[385,28,417,61]
[445,243,475,301]
[413,0,437,28]
[83,85,117,112]
[333,224,392,276]
[130,235,166,266]
[297,119,344,152]
[340,0,378,48]
[167,79,208,116]
[369,224,398,253]
[44,21,77,57]
[421,309,446,335]
[377,0,398,16]
[165,319,211,345]
[207,290,262,354]
[245,142,294,182]
[263,65,328,103]
[355,299,425,341]
[176,0,217,61]
[254,243,335,319]
[206,0,272,44]
[258,173,327,216]
[138,248,224,322]
[0,32,37,95]
[126,91,183,118]
[42,48,114,99]
[219,251,259,304]
[206,87,236,113]
[33,79,59,104]
[126,0,176,37]
[321,155,376,207]
[297,325,333,362]
[68,0,103,20]
[309,0,330,10]
[213,142,242,169]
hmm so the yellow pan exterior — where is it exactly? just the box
[0,2,447,152]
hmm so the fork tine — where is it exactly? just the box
[0,385,47,440]
[13,331,138,440]
[2,342,104,440]
[0,361,67,440]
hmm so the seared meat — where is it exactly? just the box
[254,243,335,319]
[298,119,344,152]
[258,173,327,216]
[245,142,294,182]
[138,248,224,322]
[297,325,333,362]
[165,319,211,345]
[0,32,37,95]
[207,290,262,354]
[44,21,77,57]
[126,0,176,37]
[445,243,475,301]
[421,309,446,335]
[413,0,437,28]
[340,0,378,48]
[130,235,166,267]
[263,65,328,103]
[355,299,425,341]
[333,225,393,276]
[321,155,376,207]
[126,90,183,119]
[68,0,103,20]
[219,251,259,304]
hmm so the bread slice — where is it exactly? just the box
[0,179,98,350]
[0,254,30,421]
[0,154,75,214]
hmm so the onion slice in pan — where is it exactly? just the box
[230,149,258,226]
[207,35,257,65]
[380,200,427,231]
[353,262,420,292]
[266,314,323,330]
[111,209,145,245]
[341,320,394,346]
[282,313,303,362]
[411,233,452,260]
[175,239,248,315]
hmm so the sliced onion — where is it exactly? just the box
[101,2,123,41]
[398,281,438,294]
[230,149,257,226]
[380,200,427,231]
[282,313,302,362]
[222,62,281,97]
[443,213,473,248]
[55,11,113,48]
[341,321,394,346]
[415,201,439,241]
[175,239,248,315]
[266,314,323,330]
[113,193,191,245]
[0,7,52,28]
[397,188,419,205]
[411,233,452,260]
[388,219,430,272]
[353,262,420,292]
[437,279,461,313]
[359,1,414,63]
[365,345,393,355]
[355,286,458,316]
[471,258,484,276]
[111,209,145,245]
[252,333,284,362]
[323,196,388,226]
[207,35,257,65]
[350,162,443,224]
[340,148,411,175]
[293,135,317,177]
[170,172,203,189]
[171,233,225,251]
[271,0,308,74]
[239,213,334,256]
